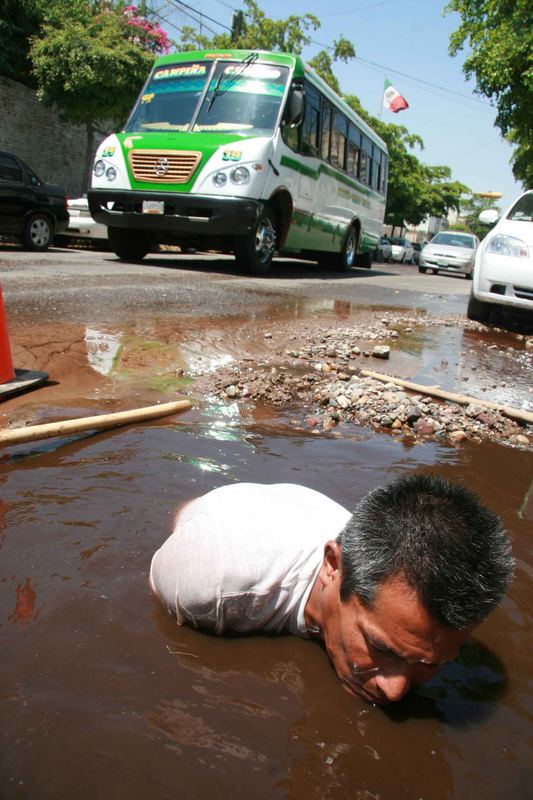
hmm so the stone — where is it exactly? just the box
[449,430,467,443]
[225,385,240,398]
[414,418,435,435]
[372,345,391,359]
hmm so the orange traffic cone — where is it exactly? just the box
[0,284,15,384]
[0,282,48,401]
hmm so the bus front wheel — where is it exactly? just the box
[234,206,277,274]
[108,227,154,261]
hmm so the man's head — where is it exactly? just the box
[308,474,514,704]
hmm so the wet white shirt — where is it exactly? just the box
[150,483,350,635]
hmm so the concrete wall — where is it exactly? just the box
[0,76,102,196]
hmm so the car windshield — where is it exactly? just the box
[430,233,475,248]
[389,237,407,246]
[506,193,533,222]
[125,59,289,136]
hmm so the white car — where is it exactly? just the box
[419,231,479,278]
[467,189,533,322]
[389,237,414,263]
[62,197,107,241]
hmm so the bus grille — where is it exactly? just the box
[128,150,202,184]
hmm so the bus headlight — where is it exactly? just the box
[105,166,117,182]
[213,171,227,187]
[230,166,250,185]
[93,159,105,177]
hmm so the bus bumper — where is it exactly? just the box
[87,190,263,236]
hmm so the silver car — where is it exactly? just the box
[389,237,414,263]
[419,232,479,278]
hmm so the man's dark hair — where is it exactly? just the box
[337,474,514,629]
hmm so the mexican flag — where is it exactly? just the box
[383,79,409,113]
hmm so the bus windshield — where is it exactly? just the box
[125,59,289,136]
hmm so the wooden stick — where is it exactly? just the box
[0,399,192,446]
[360,369,533,425]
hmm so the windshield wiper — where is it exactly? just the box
[206,52,259,112]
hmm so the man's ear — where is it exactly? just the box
[320,540,343,586]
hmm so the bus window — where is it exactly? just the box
[347,125,361,178]
[193,62,289,135]
[371,148,381,191]
[380,154,388,193]
[126,62,212,132]
[330,112,347,171]
[360,135,373,185]
[301,83,321,157]
[321,102,332,161]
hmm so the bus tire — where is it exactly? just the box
[319,225,359,271]
[354,250,373,269]
[234,205,277,274]
[466,291,492,323]
[108,227,153,261]
[21,213,53,251]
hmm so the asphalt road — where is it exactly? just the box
[1,243,471,323]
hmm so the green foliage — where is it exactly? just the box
[446,0,533,186]
[459,193,502,239]
[0,0,42,86]
[308,38,356,94]
[30,1,156,126]
[179,0,319,54]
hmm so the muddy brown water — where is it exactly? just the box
[1,308,532,799]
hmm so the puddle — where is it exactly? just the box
[1,303,532,799]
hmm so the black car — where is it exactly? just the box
[0,151,69,251]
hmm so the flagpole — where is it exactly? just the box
[378,74,385,120]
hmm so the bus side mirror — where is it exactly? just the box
[286,88,304,127]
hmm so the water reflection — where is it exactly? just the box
[388,639,507,728]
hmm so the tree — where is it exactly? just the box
[446,0,533,187]
[29,1,171,191]
[0,0,42,86]
[179,0,319,54]
[458,193,502,239]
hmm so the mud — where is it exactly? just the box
[1,299,532,799]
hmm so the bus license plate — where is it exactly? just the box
[142,200,164,215]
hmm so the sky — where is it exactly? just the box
[149,0,524,211]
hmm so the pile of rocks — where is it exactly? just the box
[204,313,532,448]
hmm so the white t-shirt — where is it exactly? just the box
[150,483,351,635]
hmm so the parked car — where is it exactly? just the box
[0,150,68,251]
[389,237,414,263]
[412,242,422,264]
[59,196,107,243]
[419,231,479,278]
[467,189,533,322]
[374,236,392,262]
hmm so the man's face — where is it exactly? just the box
[316,546,471,705]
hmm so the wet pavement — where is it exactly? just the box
[1,249,532,799]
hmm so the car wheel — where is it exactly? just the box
[418,266,427,274]
[21,214,53,252]
[234,204,277,274]
[108,227,154,261]
[432,268,439,275]
[466,290,492,322]
[465,272,473,280]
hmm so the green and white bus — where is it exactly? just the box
[88,49,388,273]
